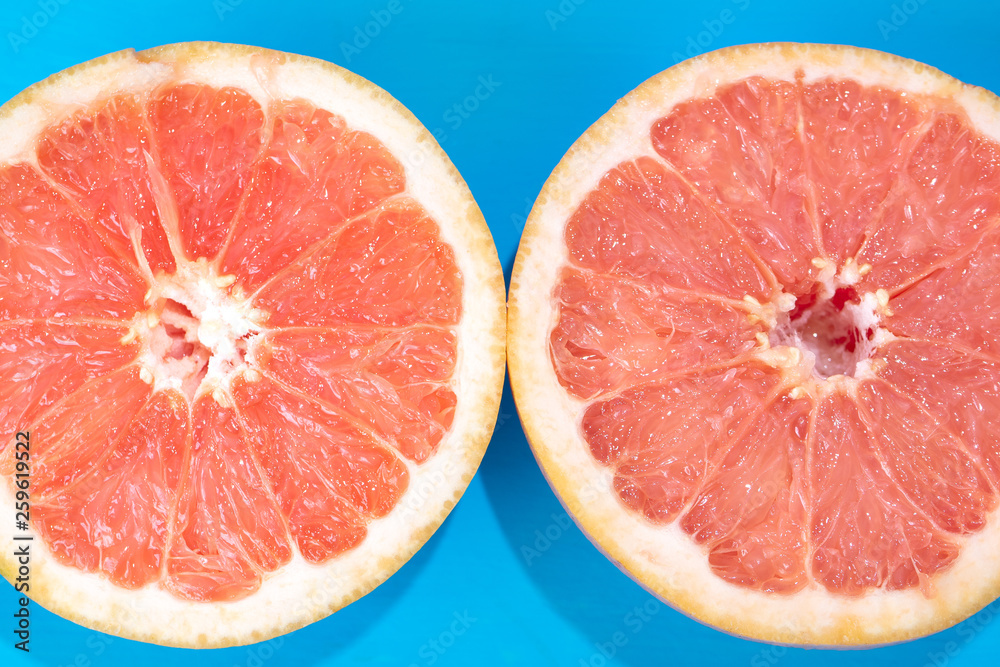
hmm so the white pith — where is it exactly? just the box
[131,260,264,400]
[0,43,506,648]
[508,43,1000,645]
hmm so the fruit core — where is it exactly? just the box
[768,282,880,380]
[136,262,264,401]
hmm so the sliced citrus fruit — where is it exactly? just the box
[0,42,505,647]
[508,43,1000,645]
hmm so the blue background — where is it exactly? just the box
[2,0,999,665]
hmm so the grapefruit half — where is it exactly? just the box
[508,43,1000,645]
[0,43,505,647]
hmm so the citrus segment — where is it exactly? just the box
[30,369,151,508]
[37,94,177,274]
[856,113,1000,292]
[0,163,145,320]
[0,43,505,647]
[221,101,405,291]
[876,340,1000,485]
[565,157,774,299]
[885,225,1000,354]
[509,43,1000,644]
[650,78,817,291]
[148,84,266,261]
[234,374,409,560]
[0,321,137,438]
[34,391,187,589]
[253,198,462,328]
[550,267,766,399]
[256,326,456,463]
[810,392,960,595]
[165,393,291,602]
[685,392,810,594]
[799,80,924,264]
[857,380,995,534]
[581,364,781,519]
